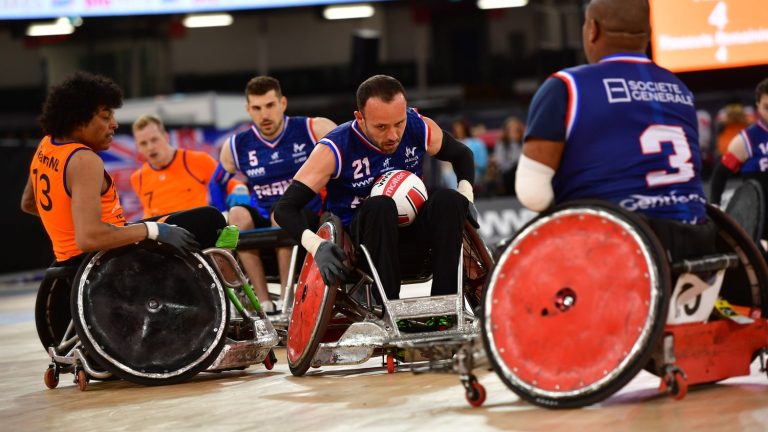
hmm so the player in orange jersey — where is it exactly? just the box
[21,72,222,269]
[130,114,241,219]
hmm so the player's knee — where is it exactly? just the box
[363,195,397,212]
[228,206,254,229]
[429,188,466,211]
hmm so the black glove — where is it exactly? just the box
[314,241,347,287]
[467,201,480,229]
[153,222,200,255]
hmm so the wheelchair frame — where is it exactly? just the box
[479,201,768,409]
[37,244,279,391]
[284,215,494,405]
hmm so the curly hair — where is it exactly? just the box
[39,71,123,137]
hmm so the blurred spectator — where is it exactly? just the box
[716,102,754,157]
[442,118,488,193]
[697,109,714,179]
[493,116,525,195]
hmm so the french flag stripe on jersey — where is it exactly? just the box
[320,138,343,179]
[352,121,385,154]
[251,116,289,148]
[306,117,317,143]
[229,135,241,171]
[600,56,652,64]
[419,114,430,152]
[554,71,578,140]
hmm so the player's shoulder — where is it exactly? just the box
[184,148,216,161]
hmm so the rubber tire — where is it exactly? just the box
[70,244,230,386]
[482,200,671,408]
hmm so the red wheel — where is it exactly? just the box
[263,351,275,370]
[386,354,395,374]
[44,367,59,389]
[483,202,670,408]
[660,369,688,400]
[286,215,352,376]
[465,380,486,407]
[76,370,88,392]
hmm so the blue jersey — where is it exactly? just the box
[739,120,768,174]
[320,107,430,226]
[230,116,321,218]
[526,53,706,223]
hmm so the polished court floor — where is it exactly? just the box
[2,285,768,432]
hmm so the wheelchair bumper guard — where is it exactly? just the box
[207,312,280,371]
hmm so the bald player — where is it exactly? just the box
[515,0,715,261]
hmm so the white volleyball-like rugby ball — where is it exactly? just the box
[369,170,428,226]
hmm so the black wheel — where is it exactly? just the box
[483,201,671,408]
[724,179,765,245]
[286,214,349,376]
[71,242,230,386]
[708,204,768,317]
[35,266,76,352]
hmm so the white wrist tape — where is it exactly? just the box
[515,154,556,212]
[301,229,324,256]
[144,221,159,240]
[457,180,474,203]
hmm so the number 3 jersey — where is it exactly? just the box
[319,107,429,227]
[30,136,125,262]
[230,116,321,218]
[525,53,706,223]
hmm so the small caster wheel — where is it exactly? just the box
[386,354,396,374]
[659,366,688,400]
[76,369,88,392]
[263,350,277,370]
[44,367,59,389]
[465,379,486,408]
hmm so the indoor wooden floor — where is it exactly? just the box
[2,286,768,432]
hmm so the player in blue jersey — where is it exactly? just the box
[209,76,336,313]
[515,0,714,261]
[274,74,478,300]
[710,77,768,240]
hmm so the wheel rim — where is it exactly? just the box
[485,208,661,399]
[286,221,338,368]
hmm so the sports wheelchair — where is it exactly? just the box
[475,191,768,408]
[285,213,494,398]
[235,226,305,338]
[35,229,279,391]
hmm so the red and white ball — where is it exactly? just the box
[369,170,428,227]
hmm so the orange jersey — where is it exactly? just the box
[30,136,125,262]
[130,149,219,218]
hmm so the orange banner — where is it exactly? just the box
[650,0,768,72]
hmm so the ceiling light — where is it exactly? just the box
[26,17,75,37]
[323,4,375,20]
[183,13,233,28]
[477,0,529,10]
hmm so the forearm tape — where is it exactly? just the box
[709,163,731,205]
[433,131,475,184]
[273,180,317,244]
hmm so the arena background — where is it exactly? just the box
[2,0,766,274]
